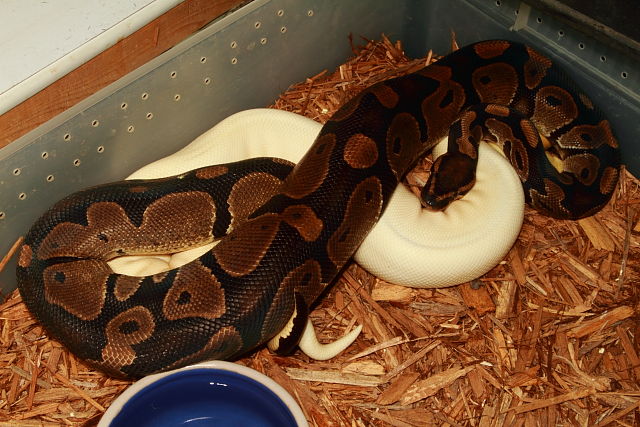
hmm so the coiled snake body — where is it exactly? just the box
[17,40,620,377]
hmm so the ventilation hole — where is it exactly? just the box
[170,71,177,79]
[254,21,261,29]
[46,175,54,182]
[200,56,207,63]
[174,94,181,101]
[73,159,81,166]
[514,9,519,15]
[97,146,105,153]
[280,26,287,34]
[578,42,585,49]
[536,17,542,23]
[91,120,100,127]
[41,152,49,159]
[230,41,237,49]
[307,10,314,17]
[63,133,71,141]
[146,112,153,120]
[260,37,267,45]
[18,193,26,200]
[231,57,238,65]
[128,125,135,133]
[495,0,501,5]
[558,30,565,37]
[600,56,607,62]
[277,9,284,16]
[141,92,149,100]
[621,71,628,79]
[121,102,128,110]
[13,168,21,176]
[204,77,212,85]
[0,212,5,220]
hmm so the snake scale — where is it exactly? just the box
[17,40,620,378]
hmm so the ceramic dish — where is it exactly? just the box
[99,361,308,426]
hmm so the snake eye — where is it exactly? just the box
[97,233,109,242]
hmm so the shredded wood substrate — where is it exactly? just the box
[0,36,639,427]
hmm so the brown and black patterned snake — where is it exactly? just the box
[17,40,620,378]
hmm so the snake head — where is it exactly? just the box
[421,151,477,211]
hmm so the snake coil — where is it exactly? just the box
[17,40,620,377]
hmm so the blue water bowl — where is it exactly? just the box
[99,361,307,426]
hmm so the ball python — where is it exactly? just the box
[116,108,524,288]
[111,108,524,360]
[16,40,620,378]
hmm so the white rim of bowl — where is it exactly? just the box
[98,360,308,426]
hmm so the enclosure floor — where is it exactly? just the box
[1,36,639,426]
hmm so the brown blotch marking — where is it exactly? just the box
[524,46,552,89]
[344,133,379,169]
[282,205,323,242]
[563,153,600,186]
[18,244,32,268]
[473,40,510,59]
[228,172,283,230]
[327,176,383,268]
[600,166,619,195]
[128,186,149,193]
[38,202,133,259]
[44,260,110,320]
[164,326,244,372]
[152,271,169,283]
[420,65,467,143]
[213,213,281,277]
[369,84,399,108]
[136,192,216,253]
[386,112,423,178]
[472,63,518,105]
[330,93,362,122]
[39,193,216,260]
[114,275,144,301]
[163,260,225,320]
[282,133,335,199]
[484,104,510,117]
[532,86,578,136]
[455,110,481,159]
[557,120,618,149]
[101,306,155,370]
[529,179,571,218]
[579,93,594,109]
[260,261,321,342]
[288,259,323,305]
[520,119,540,148]
[195,165,228,179]
[486,118,529,181]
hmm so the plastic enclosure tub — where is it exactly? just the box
[0,0,638,293]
